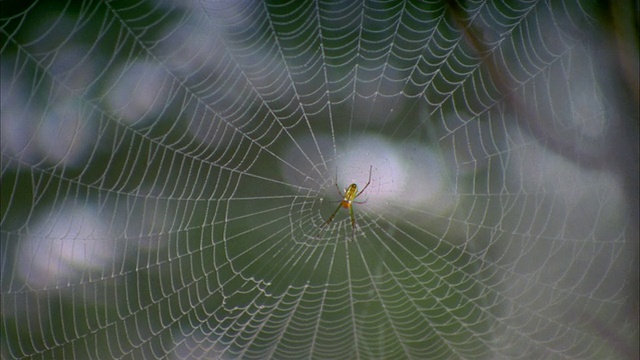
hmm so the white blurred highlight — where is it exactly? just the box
[17,204,116,289]
[335,137,453,219]
[282,134,453,222]
[105,60,170,124]
[1,75,96,168]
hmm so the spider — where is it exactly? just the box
[317,165,372,239]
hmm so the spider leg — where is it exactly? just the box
[316,202,343,237]
[354,165,372,199]
[334,172,344,198]
[324,203,343,225]
[349,203,356,240]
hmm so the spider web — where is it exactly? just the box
[1,0,638,359]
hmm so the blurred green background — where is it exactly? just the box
[1,1,637,359]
